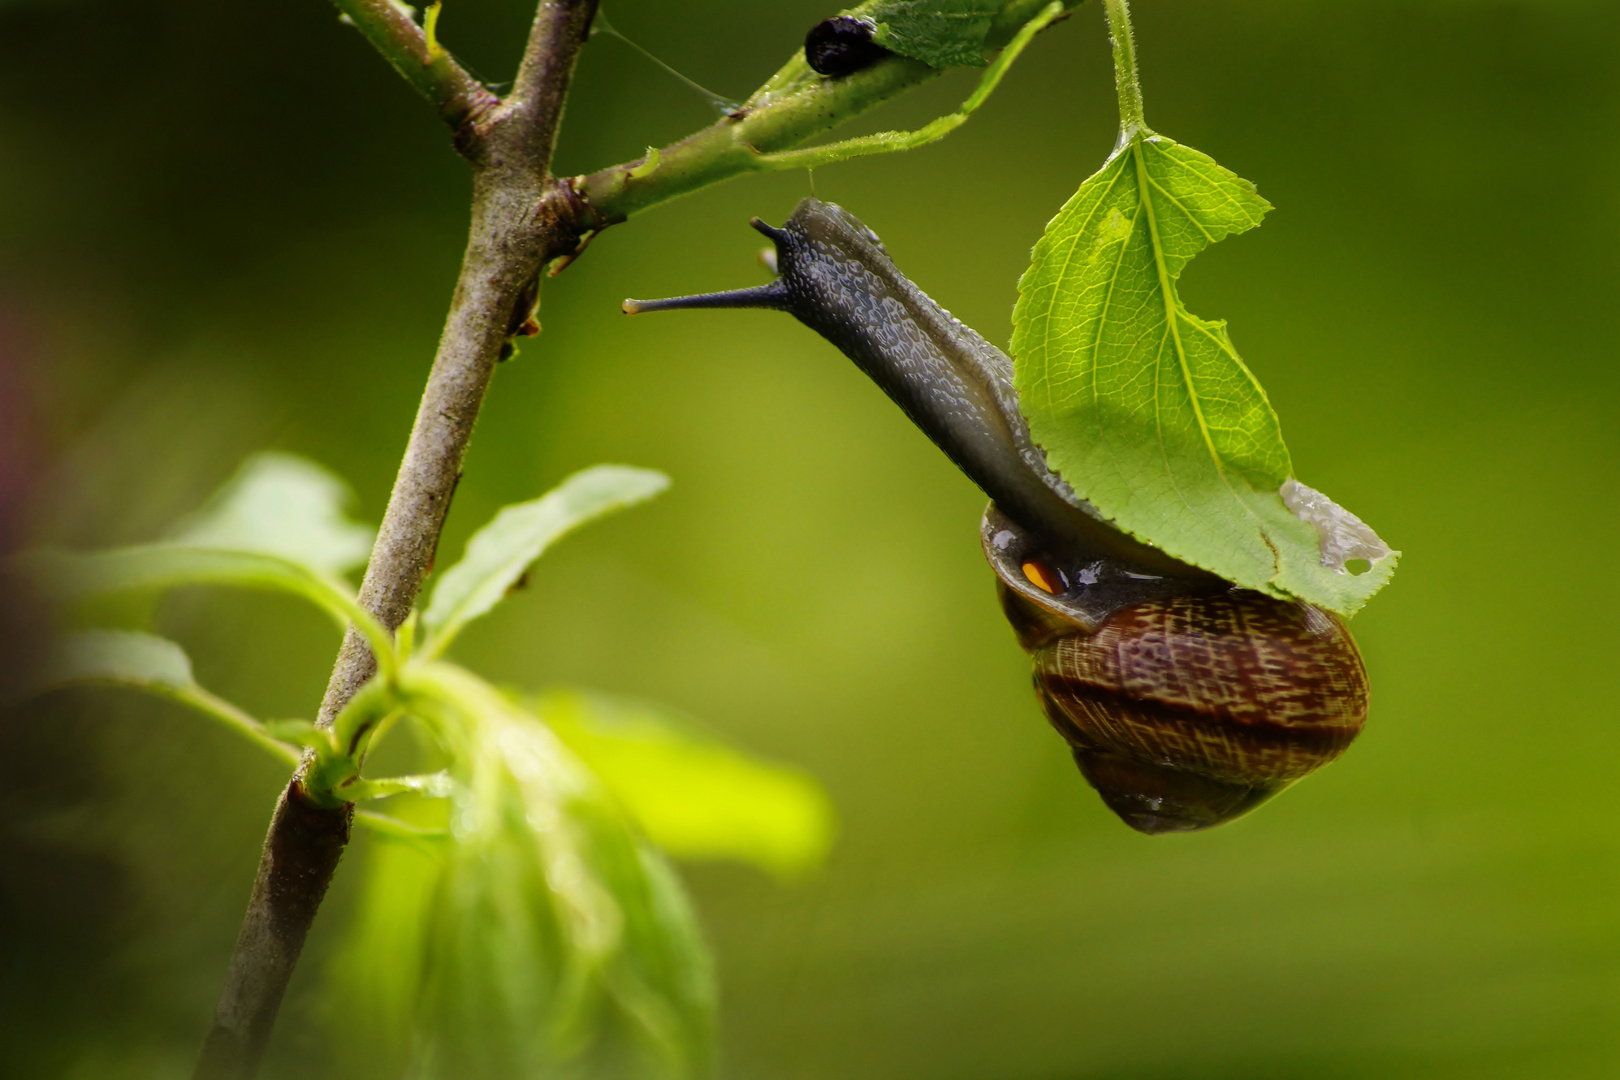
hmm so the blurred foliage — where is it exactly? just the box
[2,0,1619,1079]
[21,453,822,1076]
[535,689,836,879]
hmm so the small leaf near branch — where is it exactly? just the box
[338,771,456,802]
[422,1,445,60]
[44,628,194,690]
[37,630,302,766]
[168,452,375,578]
[1011,131,1398,615]
[17,544,394,670]
[626,146,661,181]
[385,663,714,1078]
[534,689,835,880]
[421,465,670,657]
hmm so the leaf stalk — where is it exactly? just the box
[1102,0,1147,145]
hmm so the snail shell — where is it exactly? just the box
[984,505,1369,832]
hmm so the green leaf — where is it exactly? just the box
[323,838,443,1077]
[44,628,194,690]
[36,630,303,765]
[863,0,1001,68]
[19,544,393,659]
[421,465,670,657]
[1011,132,1397,615]
[168,452,375,577]
[393,663,714,1078]
[535,689,835,880]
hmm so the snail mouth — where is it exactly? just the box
[1072,750,1281,834]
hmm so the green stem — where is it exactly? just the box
[330,0,497,137]
[175,687,306,768]
[580,0,1080,225]
[337,771,454,802]
[757,2,1065,172]
[1101,0,1147,142]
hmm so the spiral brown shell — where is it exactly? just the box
[986,509,1370,833]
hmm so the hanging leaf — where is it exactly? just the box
[1011,130,1397,615]
[168,452,374,577]
[534,689,835,880]
[421,465,669,656]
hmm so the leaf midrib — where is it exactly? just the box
[1127,136,1277,576]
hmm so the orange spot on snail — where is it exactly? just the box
[1021,559,1061,594]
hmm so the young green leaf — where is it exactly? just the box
[394,663,714,1078]
[421,465,670,657]
[864,0,1000,68]
[323,837,443,1078]
[1011,87,1397,614]
[534,689,835,880]
[168,452,375,577]
[44,627,194,690]
[19,544,394,664]
[37,630,302,765]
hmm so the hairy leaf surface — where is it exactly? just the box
[1011,133,1397,613]
[864,0,1000,67]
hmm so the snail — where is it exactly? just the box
[804,16,892,77]
[624,198,1369,833]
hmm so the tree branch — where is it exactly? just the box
[192,5,599,1077]
[331,0,498,138]
[195,1,1074,1073]
[504,0,600,166]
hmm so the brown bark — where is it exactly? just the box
[191,4,599,1076]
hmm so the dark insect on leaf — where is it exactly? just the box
[805,16,892,77]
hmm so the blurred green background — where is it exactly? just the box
[3,0,1618,1076]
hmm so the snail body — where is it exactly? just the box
[626,198,1369,832]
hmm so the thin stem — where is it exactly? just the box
[504,0,610,167]
[174,686,304,768]
[1102,0,1147,142]
[329,0,498,137]
[579,0,1079,226]
[757,2,1063,172]
[192,4,600,1076]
